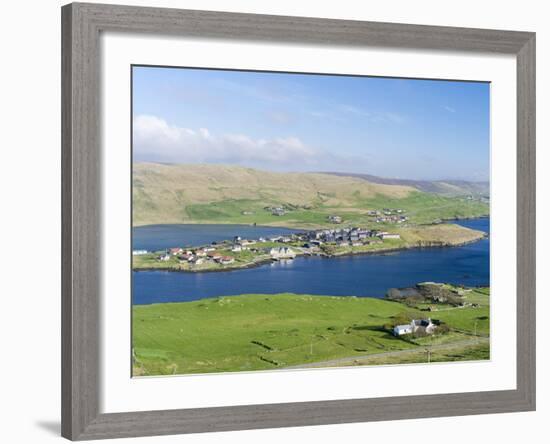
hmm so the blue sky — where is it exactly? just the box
[132,66,490,181]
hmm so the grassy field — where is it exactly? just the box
[326,341,490,367]
[132,288,490,376]
[359,192,489,225]
[133,163,489,228]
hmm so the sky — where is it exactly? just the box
[132,66,490,181]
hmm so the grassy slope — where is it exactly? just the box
[132,289,489,376]
[326,172,490,197]
[133,163,489,228]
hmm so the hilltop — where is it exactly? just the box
[133,163,489,228]
[325,172,489,197]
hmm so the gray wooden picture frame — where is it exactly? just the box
[61,2,536,440]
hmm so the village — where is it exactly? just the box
[132,225,403,272]
[261,205,410,225]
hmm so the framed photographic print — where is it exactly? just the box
[61,2,536,440]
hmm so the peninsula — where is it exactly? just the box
[132,163,489,272]
[132,222,486,273]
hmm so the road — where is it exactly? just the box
[284,337,489,369]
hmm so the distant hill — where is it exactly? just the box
[133,163,415,226]
[324,172,489,197]
[133,163,489,227]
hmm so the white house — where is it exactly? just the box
[412,318,437,334]
[393,324,414,336]
[270,247,296,260]
[393,318,437,336]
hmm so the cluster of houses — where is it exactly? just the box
[149,225,401,267]
[158,246,235,266]
[368,208,409,224]
[262,204,409,224]
[393,318,437,336]
[265,206,286,216]
[302,227,400,247]
[243,227,401,249]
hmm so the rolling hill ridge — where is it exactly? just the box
[133,163,489,228]
[324,172,489,197]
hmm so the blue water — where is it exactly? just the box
[132,218,489,305]
[133,224,301,251]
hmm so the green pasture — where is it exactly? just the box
[132,289,490,376]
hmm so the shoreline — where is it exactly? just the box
[132,285,491,306]
[133,232,487,274]
[133,214,490,231]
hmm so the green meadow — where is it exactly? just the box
[132,288,489,376]
[184,192,488,229]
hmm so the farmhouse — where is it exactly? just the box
[328,215,343,224]
[412,318,437,334]
[393,324,414,336]
[393,318,437,336]
[169,247,183,255]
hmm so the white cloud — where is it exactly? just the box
[444,105,456,113]
[133,115,324,169]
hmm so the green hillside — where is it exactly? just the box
[133,163,489,228]
[132,289,490,376]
